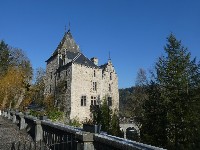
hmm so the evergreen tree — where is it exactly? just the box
[92,97,123,137]
[142,34,200,149]
[0,40,10,77]
[100,98,111,132]
[141,81,167,147]
[110,110,123,137]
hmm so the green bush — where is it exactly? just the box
[47,109,64,122]
[29,110,47,117]
[30,110,40,117]
[68,116,81,127]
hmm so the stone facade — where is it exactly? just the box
[44,29,119,122]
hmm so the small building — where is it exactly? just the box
[44,29,119,121]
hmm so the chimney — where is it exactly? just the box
[91,57,98,66]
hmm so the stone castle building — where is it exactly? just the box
[44,29,119,121]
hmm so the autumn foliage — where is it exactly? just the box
[0,40,32,110]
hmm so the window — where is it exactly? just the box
[93,82,97,91]
[65,81,67,89]
[50,85,51,93]
[110,72,112,80]
[62,54,65,65]
[50,72,52,79]
[91,96,97,105]
[94,70,96,77]
[109,84,111,92]
[58,72,60,79]
[108,97,112,106]
[60,59,63,67]
[81,96,86,106]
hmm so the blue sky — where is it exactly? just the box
[0,0,199,88]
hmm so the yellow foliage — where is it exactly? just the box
[0,67,25,108]
[44,94,54,110]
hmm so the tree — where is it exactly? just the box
[0,40,10,77]
[91,97,122,137]
[141,81,167,147]
[31,67,46,106]
[110,110,123,137]
[100,97,111,132]
[141,34,200,149]
[132,68,148,128]
[0,41,33,109]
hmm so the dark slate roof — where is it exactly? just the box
[66,51,78,60]
[99,63,108,69]
[73,53,98,68]
[46,30,99,68]
[46,30,80,62]
[54,30,80,54]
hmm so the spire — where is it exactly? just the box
[108,51,112,63]
[108,51,113,65]
[109,51,111,60]
[68,21,71,31]
[64,25,67,33]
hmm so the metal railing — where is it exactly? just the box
[11,139,78,150]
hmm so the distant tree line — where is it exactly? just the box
[119,34,200,149]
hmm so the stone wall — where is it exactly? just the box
[71,63,102,121]
[101,61,119,112]
[70,62,119,121]
[44,55,58,96]
[45,54,119,122]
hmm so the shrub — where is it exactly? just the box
[68,116,81,127]
[47,108,64,122]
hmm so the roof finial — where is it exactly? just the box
[68,21,71,31]
[109,51,111,61]
[64,25,67,33]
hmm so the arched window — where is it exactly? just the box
[109,84,111,92]
[94,70,96,77]
[110,72,112,80]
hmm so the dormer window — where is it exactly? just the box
[62,54,65,65]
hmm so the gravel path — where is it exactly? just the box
[0,116,34,150]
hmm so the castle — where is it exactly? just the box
[44,29,119,121]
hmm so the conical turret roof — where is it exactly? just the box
[53,30,80,55]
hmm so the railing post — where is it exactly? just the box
[124,130,127,139]
[12,112,16,123]
[35,120,43,142]
[8,110,11,119]
[19,114,26,130]
[76,132,94,150]
[4,111,7,117]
